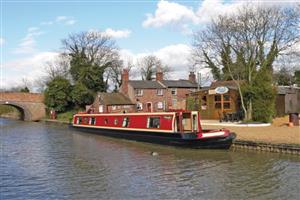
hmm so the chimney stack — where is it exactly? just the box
[120,69,129,94]
[156,68,163,81]
[189,72,196,83]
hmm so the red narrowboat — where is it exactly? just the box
[71,110,236,149]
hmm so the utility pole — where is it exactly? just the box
[197,72,201,91]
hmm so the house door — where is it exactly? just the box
[146,102,152,112]
[99,105,104,113]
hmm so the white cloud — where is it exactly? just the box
[103,28,131,39]
[2,52,59,90]
[65,19,76,25]
[41,16,76,26]
[142,0,292,31]
[55,16,76,26]
[195,0,244,24]
[120,44,195,80]
[56,16,68,22]
[0,37,4,46]
[41,21,53,26]
[143,0,198,28]
[14,27,44,54]
[88,28,132,39]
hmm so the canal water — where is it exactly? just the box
[1,118,300,200]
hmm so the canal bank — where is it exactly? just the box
[43,118,300,155]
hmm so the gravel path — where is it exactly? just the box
[202,116,300,145]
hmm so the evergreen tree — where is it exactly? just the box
[44,77,72,112]
[70,82,94,108]
[20,87,30,93]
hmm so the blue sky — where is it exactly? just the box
[1,0,294,90]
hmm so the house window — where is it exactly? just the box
[135,89,143,96]
[112,106,116,110]
[214,94,231,109]
[122,117,129,127]
[157,89,163,96]
[157,102,164,109]
[147,117,160,128]
[136,102,143,110]
[171,88,177,95]
[172,99,177,107]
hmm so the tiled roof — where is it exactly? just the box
[128,80,165,89]
[97,92,134,105]
[160,80,198,88]
[210,80,239,89]
[277,86,300,95]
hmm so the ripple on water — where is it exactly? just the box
[1,118,300,200]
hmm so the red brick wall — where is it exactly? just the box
[130,88,167,112]
[0,92,44,103]
[125,87,194,112]
[165,88,194,109]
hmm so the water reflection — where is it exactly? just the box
[1,118,299,200]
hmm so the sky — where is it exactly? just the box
[0,0,297,90]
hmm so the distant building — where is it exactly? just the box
[119,69,198,112]
[88,92,135,113]
[276,86,300,116]
[187,82,300,120]
[187,80,241,120]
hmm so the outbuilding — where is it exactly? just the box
[187,81,241,120]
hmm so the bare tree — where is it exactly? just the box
[138,55,171,80]
[192,4,300,120]
[44,54,70,81]
[105,57,134,91]
[34,55,71,92]
[61,31,120,92]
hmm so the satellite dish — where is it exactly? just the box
[215,86,229,94]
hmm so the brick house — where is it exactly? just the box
[87,92,135,113]
[119,69,198,112]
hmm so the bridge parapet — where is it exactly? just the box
[0,92,45,121]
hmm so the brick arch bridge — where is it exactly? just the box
[0,92,46,121]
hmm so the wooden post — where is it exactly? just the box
[221,94,224,113]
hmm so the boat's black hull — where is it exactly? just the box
[70,125,236,149]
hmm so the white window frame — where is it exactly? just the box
[135,89,143,96]
[136,102,143,110]
[112,105,116,110]
[99,105,104,113]
[157,102,163,109]
[171,88,177,95]
[172,99,177,107]
[157,89,163,96]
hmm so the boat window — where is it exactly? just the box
[76,117,82,124]
[122,117,129,127]
[114,118,118,125]
[104,118,108,125]
[90,117,96,125]
[84,117,89,124]
[147,117,160,128]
